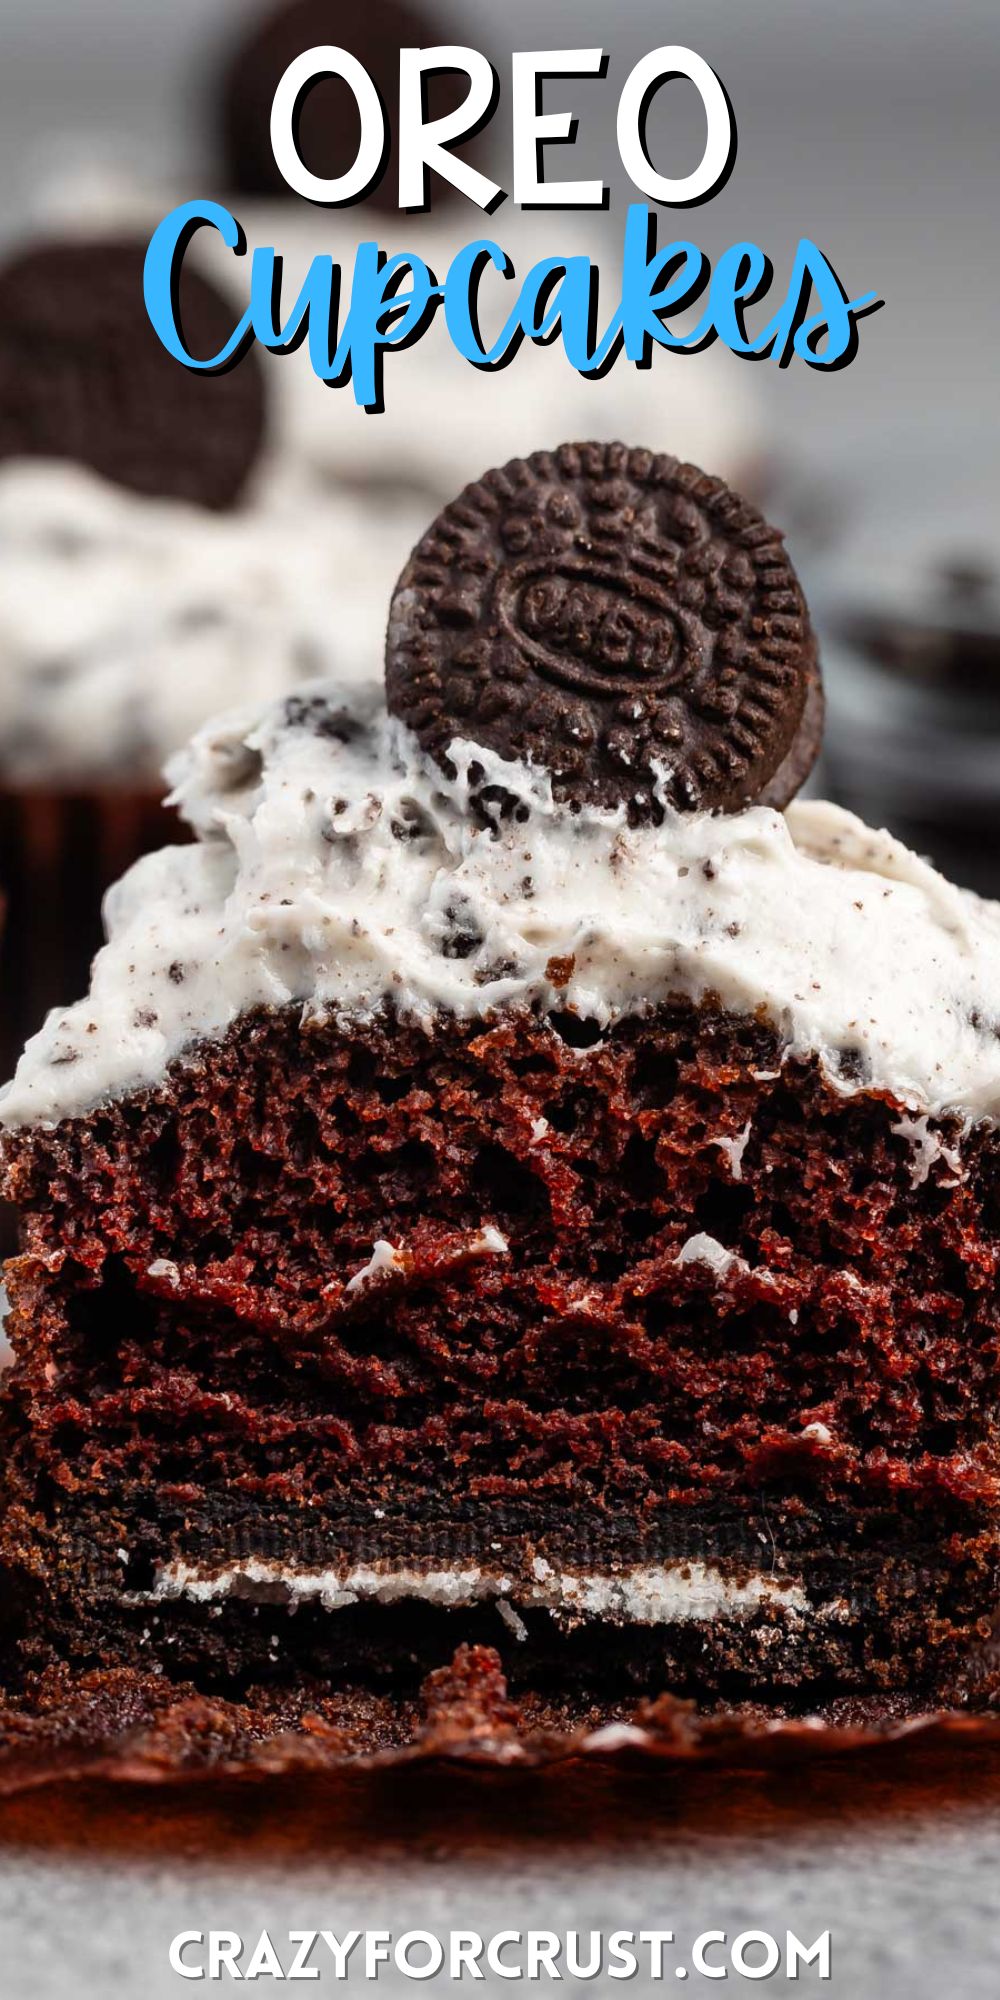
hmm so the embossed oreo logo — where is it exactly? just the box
[386,444,819,821]
[501,566,686,697]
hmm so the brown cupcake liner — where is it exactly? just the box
[0,1647,997,1798]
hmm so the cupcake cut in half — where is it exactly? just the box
[0,445,998,1714]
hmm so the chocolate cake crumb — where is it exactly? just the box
[0,1000,996,1707]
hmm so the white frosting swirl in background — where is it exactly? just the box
[35,172,762,500]
[4,681,1000,1130]
[0,457,422,782]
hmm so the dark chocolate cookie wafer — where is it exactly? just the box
[221,0,484,209]
[0,239,265,511]
[387,442,823,819]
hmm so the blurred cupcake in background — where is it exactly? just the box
[38,0,763,509]
[821,551,1000,901]
[0,232,419,1079]
[799,410,1000,900]
[0,0,763,1079]
[207,0,763,499]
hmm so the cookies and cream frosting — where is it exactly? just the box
[3,678,1000,1129]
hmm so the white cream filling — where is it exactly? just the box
[142,1554,836,1631]
[890,1113,965,1189]
[675,1233,777,1287]
[344,1227,509,1293]
[5,683,1000,1129]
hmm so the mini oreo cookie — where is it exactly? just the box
[386,443,823,819]
[0,240,265,511]
[221,0,482,209]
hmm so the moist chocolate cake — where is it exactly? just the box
[1,443,1000,1714]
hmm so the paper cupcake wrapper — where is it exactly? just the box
[0,1645,997,1796]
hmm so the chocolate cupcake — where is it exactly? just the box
[0,235,422,1089]
[2,447,1000,1719]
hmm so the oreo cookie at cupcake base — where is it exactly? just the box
[0,239,266,512]
[386,442,822,820]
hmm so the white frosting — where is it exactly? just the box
[345,1240,405,1292]
[714,1120,753,1180]
[142,1554,820,1628]
[147,1257,181,1289]
[5,681,1000,1130]
[801,1422,833,1445]
[345,1229,509,1291]
[890,1113,965,1189]
[0,458,421,782]
[675,1234,776,1286]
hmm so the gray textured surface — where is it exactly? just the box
[0,1748,998,1996]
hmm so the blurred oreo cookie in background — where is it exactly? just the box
[0,224,417,1103]
[820,547,1000,899]
[0,237,266,510]
[219,0,485,209]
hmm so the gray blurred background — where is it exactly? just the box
[4,0,997,545]
[3,0,997,458]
